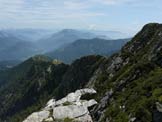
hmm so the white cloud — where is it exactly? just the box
[63,1,90,10]
[91,0,137,5]
[0,0,106,28]
[0,0,24,11]
[0,0,160,32]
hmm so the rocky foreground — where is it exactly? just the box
[23,88,97,122]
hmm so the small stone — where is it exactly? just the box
[129,117,136,122]
[82,99,97,108]
[44,117,54,122]
[156,102,162,112]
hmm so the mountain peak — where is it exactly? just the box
[57,29,83,36]
[122,23,162,54]
[2,23,162,122]
[60,29,79,33]
[140,23,162,36]
[143,23,162,29]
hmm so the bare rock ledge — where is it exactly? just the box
[23,88,97,122]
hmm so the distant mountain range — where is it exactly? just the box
[1,23,162,122]
[0,28,131,63]
[91,30,131,39]
[3,29,54,42]
[37,29,103,52]
[0,31,40,61]
[0,60,20,70]
[46,38,130,63]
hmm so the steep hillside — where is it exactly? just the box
[88,23,162,122]
[47,38,130,63]
[0,55,67,121]
[1,23,162,122]
[0,55,102,122]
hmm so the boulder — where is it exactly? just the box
[82,99,98,108]
[55,88,97,106]
[45,99,55,110]
[74,114,93,122]
[23,88,97,122]
[53,105,88,119]
[23,110,50,122]
[156,102,162,112]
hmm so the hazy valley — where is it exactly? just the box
[0,1,162,121]
[0,23,162,122]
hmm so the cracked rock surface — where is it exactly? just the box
[23,88,97,122]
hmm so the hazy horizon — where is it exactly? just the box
[0,0,162,35]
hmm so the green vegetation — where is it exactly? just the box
[0,55,102,122]
[89,23,162,122]
[63,102,72,106]
[102,67,162,122]
[1,23,162,122]
[63,117,74,122]
[47,38,129,64]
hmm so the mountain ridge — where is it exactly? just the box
[46,38,130,63]
[0,23,162,122]
[0,54,103,122]
[0,31,41,61]
[37,29,101,52]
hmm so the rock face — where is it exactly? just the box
[23,110,50,122]
[90,23,162,122]
[4,23,162,122]
[53,105,88,119]
[153,102,162,122]
[156,102,162,112]
[23,88,97,122]
[46,38,129,63]
[0,55,102,122]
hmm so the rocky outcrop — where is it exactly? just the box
[91,23,162,122]
[23,110,50,122]
[0,55,102,122]
[3,23,162,122]
[153,102,162,122]
[156,102,162,112]
[23,88,97,122]
[53,105,88,119]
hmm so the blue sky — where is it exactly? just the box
[0,0,162,34]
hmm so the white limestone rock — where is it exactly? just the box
[23,88,97,122]
[129,117,136,122]
[23,110,50,122]
[156,102,162,112]
[74,114,93,122]
[55,88,96,106]
[53,105,88,119]
[45,99,55,110]
[44,117,54,122]
[67,92,80,102]
[55,97,68,106]
[82,99,97,108]
[75,88,97,96]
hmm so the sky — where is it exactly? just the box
[0,0,162,34]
